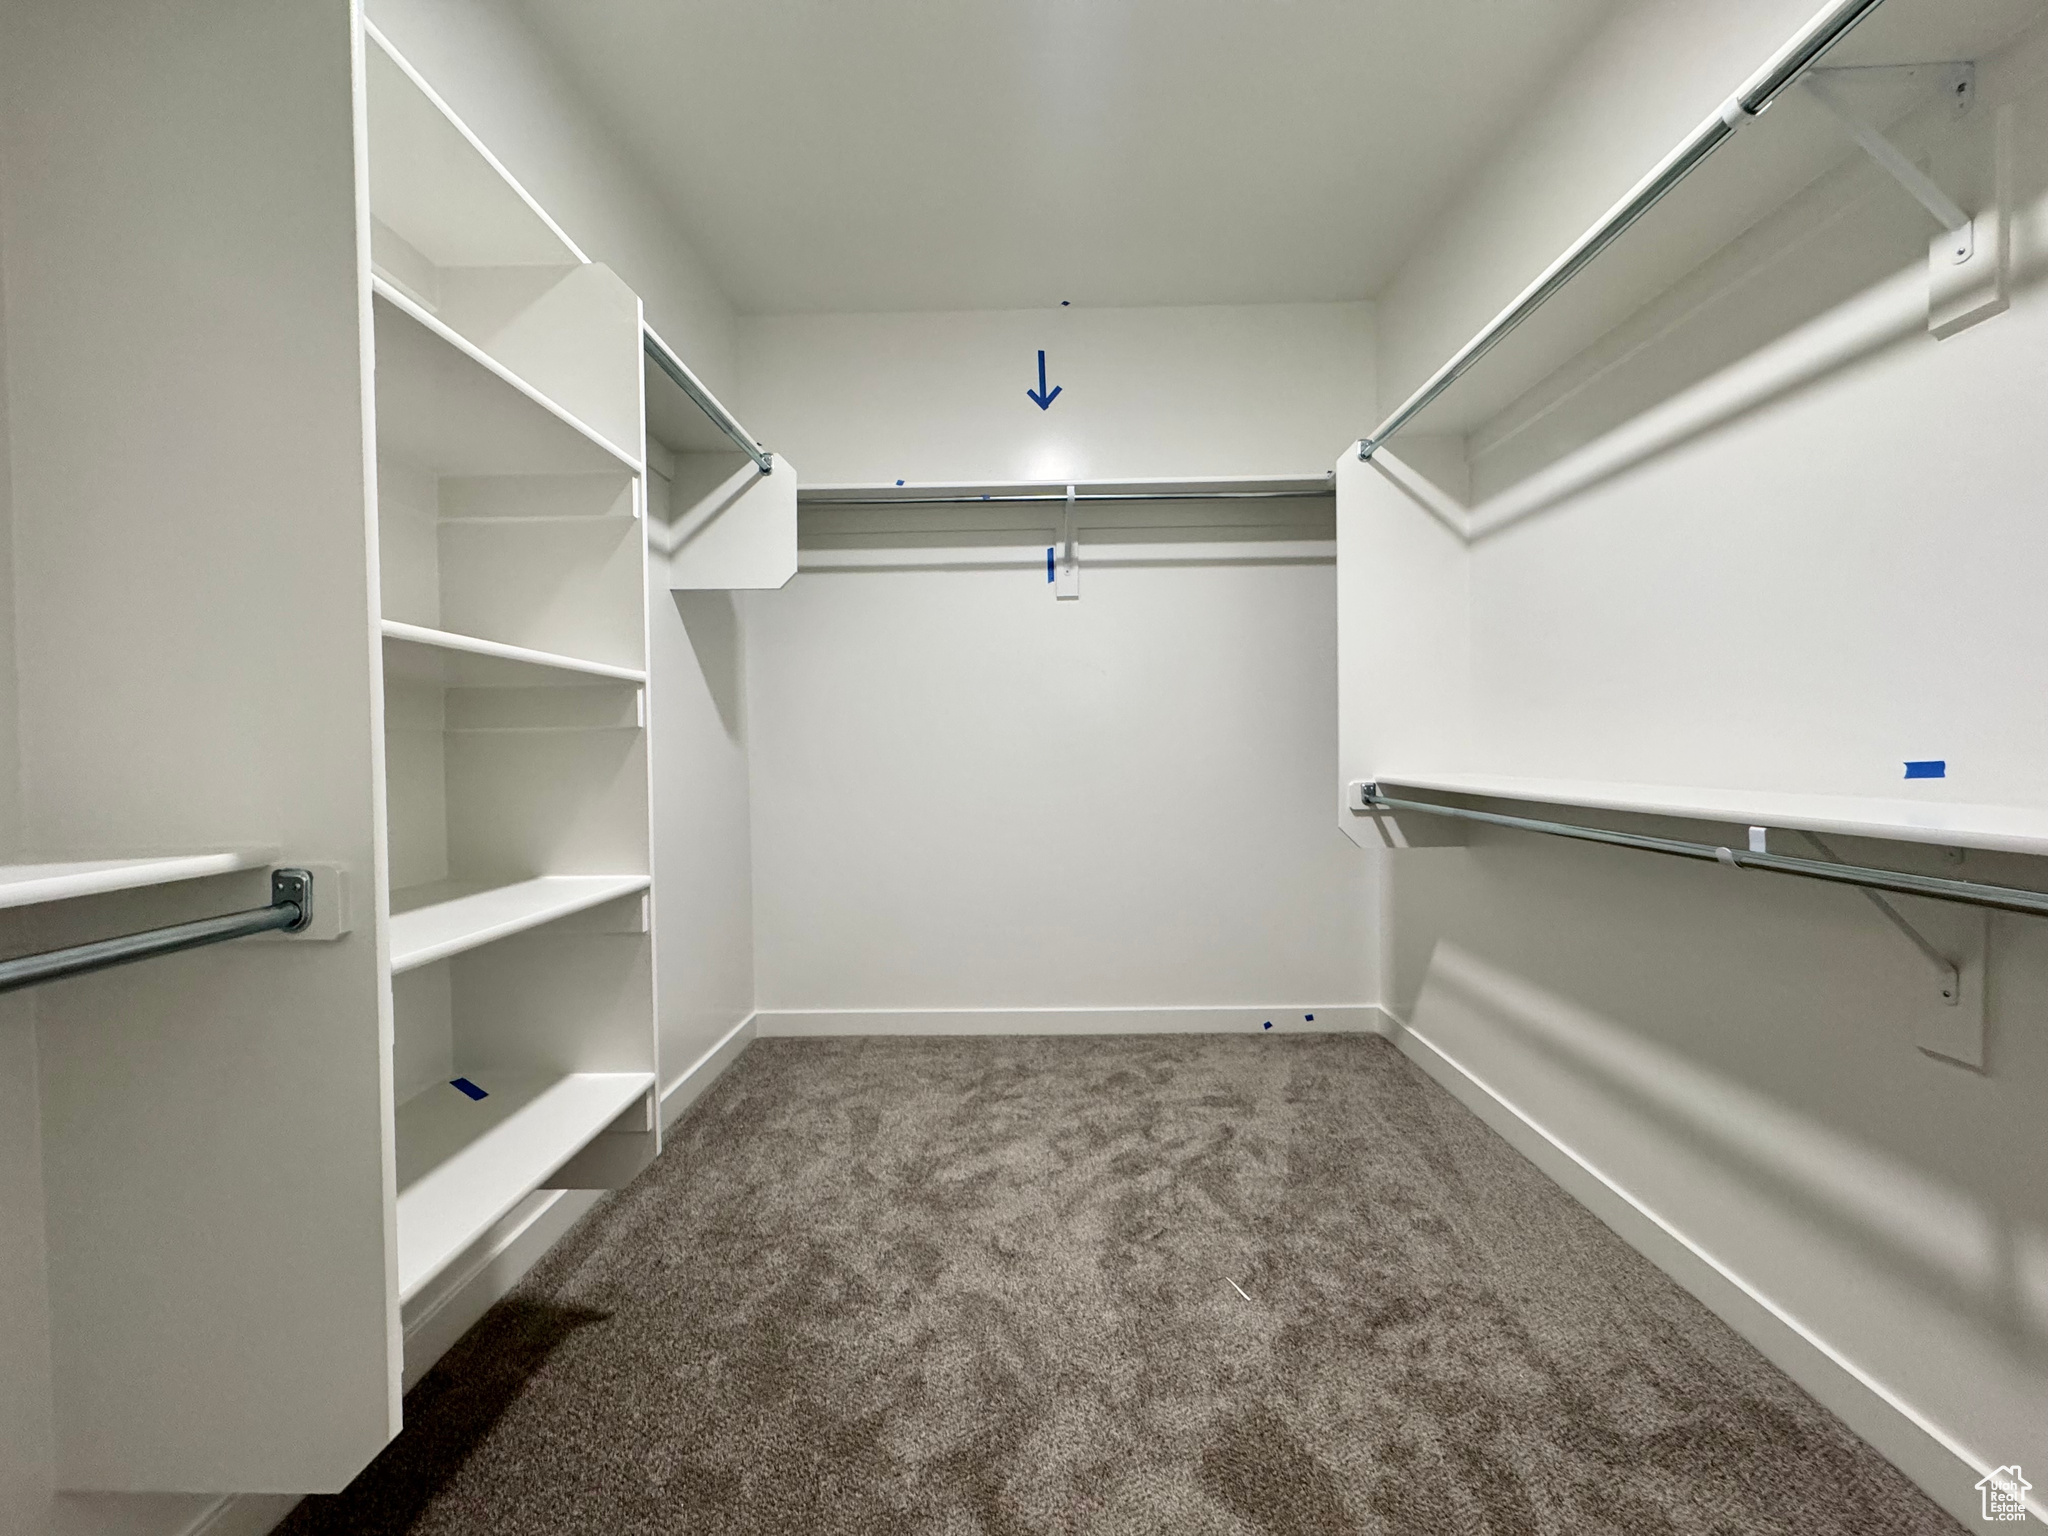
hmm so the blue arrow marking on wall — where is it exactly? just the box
[1027,350,1062,411]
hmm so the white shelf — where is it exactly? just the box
[0,850,276,911]
[390,875,650,973]
[395,1068,652,1302]
[364,22,584,272]
[1372,771,2048,859]
[372,283,640,478]
[381,620,647,688]
[797,472,1336,503]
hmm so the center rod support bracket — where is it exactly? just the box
[1797,831,1959,1003]
[1803,66,1974,239]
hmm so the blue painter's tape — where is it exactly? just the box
[1047,547,1055,582]
[895,479,905,486]
[450,1077,487,1101]
[1304,1014,1314,1022]
[1904,760,1946,779]
[1262,1021,1273,1030]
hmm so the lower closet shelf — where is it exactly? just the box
[390,875,651,972]
[395,1068,654,1302]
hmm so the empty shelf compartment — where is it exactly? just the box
[373,284,637,479]
[395,1068,653,1301]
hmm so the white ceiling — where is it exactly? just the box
[515,0,1623,315]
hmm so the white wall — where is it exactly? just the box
[740,302,1378,1029]
[645,463,756,1098]
[738,301,1373,483]
[1347,4,2048,1527]
[0,195,49,1536]
[1373,0,1830,417]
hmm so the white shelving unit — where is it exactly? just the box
[364,18,661,1335]
[7,7,748,1492]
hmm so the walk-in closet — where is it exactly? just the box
[1,1,2043,1532]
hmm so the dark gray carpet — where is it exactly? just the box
[279,1034,1959,1534]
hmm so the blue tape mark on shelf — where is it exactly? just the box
[1047,547,1055,582]
[1262,1020,1273,1031]
[1904,760,1946,780]
[450,1077,488,1101]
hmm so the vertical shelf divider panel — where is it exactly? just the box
[8,4,395,1491]
[364,18,661,1343]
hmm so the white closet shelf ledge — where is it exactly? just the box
[1371,772,2048,859]
[396,1069,652,1303]
[0,849,278,911]
[800,472,1336,504]
[381,621,647,687]
[371,278,642,475]
[390,874,650,973]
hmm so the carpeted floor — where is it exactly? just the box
[279,1034,1961,1535]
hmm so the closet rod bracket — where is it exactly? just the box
[1803,68,1973,236]
[0,866,316,996]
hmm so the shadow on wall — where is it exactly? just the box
[672,591,743,742]
[271,1299,610,1536]
[1410,939,2048,1366]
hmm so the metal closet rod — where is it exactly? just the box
[1357,0,1891,460]
[801,488,1335,506]
[642,329,772,475]
[1361,789,2048,918]
[0,869,313,996]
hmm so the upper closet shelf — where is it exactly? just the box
[382,620,647,688]
[0,850,276,911]
[390,875,651,973]
[800,474,1336,506]
[364,21,583,274]
[374,283,639,477]
[1372,771,2048,858]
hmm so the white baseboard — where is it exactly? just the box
[181,1493,300,1536]
[661,1012,758,1128]
[753,1004,1385,1037]
[1376,1005,2025,1531]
